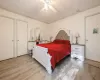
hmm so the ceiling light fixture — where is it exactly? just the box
[43,0,51,10]
[41,0,57,12]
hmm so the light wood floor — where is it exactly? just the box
[0,55,100,80]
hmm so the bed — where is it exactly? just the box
[32,30,71,74]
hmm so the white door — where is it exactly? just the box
[17,20,28,56]
[0,16,14,61]
[86,14,100,62]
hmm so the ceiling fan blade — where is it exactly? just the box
[49,5,57,12]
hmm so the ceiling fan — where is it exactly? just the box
[40,0,57,12]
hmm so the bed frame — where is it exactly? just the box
[32,30,70,74]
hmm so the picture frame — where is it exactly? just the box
[93,28,99,34]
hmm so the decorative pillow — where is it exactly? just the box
[53,39,70,45]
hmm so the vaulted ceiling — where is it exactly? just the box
[0,0,100,23]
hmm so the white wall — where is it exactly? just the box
[47,6,100,44]
[0,8,47,41]
[1,6,100,44]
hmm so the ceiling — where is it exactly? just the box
[0,0,100,23]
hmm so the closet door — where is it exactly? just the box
[0,16,14,61]
[17,20,28,56]
[86,14,100,62]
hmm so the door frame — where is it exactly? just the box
[84,12,100,59]
[16,19,28,57]
[0,15,15,58]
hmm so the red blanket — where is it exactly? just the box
[37,40,71,69]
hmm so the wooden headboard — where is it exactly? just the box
[55,30,70,40]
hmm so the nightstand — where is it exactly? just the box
[39,40,51,44]
[71,44,85,61]
[28,41,36,56]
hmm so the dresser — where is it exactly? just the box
[71,44,85,61]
